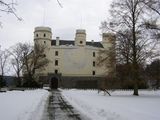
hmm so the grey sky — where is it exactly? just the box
[0,0,112,49]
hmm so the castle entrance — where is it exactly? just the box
[50,77,58,89]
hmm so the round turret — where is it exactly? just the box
[34,26,52,47]
[75,29,86,46]
[102,33,115,49]
[76,29,86,34]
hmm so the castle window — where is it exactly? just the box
[93,52,95,57]
[92,71,95,75]
[55,51,58,56]
[55,60,58,66]
[44,41,46,44]
[93,61,95,67]
[55,69,58,74]
[36,34,38,37]
[44,33,46,37]
[80,41,83,44]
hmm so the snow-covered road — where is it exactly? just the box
[62,89,160,120]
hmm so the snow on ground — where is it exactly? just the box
[62,89,160,120]
[0,89,49,120]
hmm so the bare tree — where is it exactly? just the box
[100,0,160,95]
[97,34,116,75]
[97,34,116,91]
[0,49,10,87]
[22,43,49,87]
[116,30,132,64]
[9,43,26,86]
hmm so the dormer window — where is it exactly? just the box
[44,33,46,37]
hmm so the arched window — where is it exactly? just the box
[44,33,46,37]
[36,34,38,37]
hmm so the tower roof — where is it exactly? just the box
[34,26,51,32]
[76,29,86,34]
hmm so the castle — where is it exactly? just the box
[33,26,115,89]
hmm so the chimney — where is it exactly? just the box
[56,37,60,46]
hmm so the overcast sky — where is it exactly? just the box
[0,0,112,49]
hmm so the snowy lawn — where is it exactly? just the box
[62,89,160,120]
[0,89,49,120]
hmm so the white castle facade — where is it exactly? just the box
[34,26,115,89]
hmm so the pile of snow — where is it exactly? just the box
[62,89,160,120]
[0,89,49,120]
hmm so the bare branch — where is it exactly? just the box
[57,0,63,8]
[0,0,22,21]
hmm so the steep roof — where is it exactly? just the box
[51,40,103,48]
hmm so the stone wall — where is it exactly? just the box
[38,75,105,89]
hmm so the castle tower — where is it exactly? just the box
[75,29,86,46]
[102,33,115,50]
[34,26,52,47]
[102,33,116,76]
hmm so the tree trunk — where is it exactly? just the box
[132,8,139,96]
[17,70,21,87]
[133,79,138,95]
[132,62,139,96]
[0,70,4,87]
